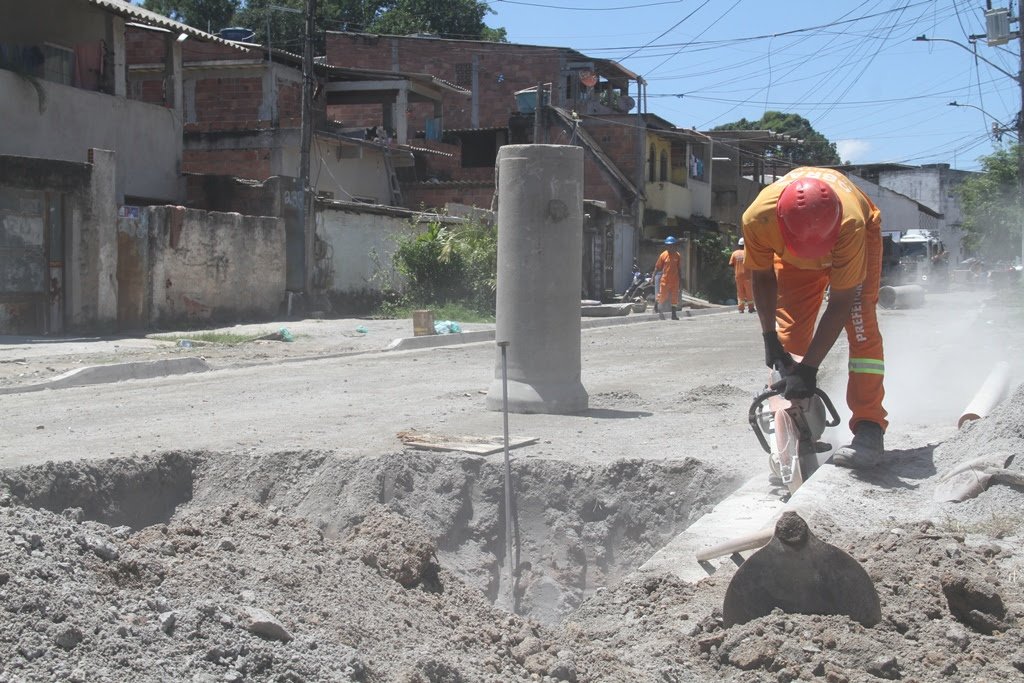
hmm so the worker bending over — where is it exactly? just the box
[742,167,888,468]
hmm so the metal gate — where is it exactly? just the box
[0,188,64,334]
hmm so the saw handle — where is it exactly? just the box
[748,387,842,454]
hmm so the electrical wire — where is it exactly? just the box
[618,0,713,63]
[641,0,742,78]
[493,0,686,10]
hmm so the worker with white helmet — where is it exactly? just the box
[742,167,888,468]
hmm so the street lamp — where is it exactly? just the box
[916,31,1024,266]
[947,101,1017,141]
[914,35,1019,81]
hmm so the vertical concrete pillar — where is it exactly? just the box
[106,16,127,97]
[486,145,588,414]
[69,149,117,330]
[395,84,408,145]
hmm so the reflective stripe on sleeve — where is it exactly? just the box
[849,358,884,375]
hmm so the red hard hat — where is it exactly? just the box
[776,178,842,258]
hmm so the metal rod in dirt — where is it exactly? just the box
[498,341,514,585]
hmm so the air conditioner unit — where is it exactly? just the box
[985,8,1011,47]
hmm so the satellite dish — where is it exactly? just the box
[615,95,635,113]
[579,70,598,88]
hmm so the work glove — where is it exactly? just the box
[771,362,818,400]
[762,331,794,371]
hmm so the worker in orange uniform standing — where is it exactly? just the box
[742,167,887,468]
[654,236,684,320]
[729,237,755,313]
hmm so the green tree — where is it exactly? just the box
[232,0,371,53]
[143,0,240,33]
[393,216,497,313]
[370,0,506,40]
[229,0,505,54]
[712,111,841,166]
[956,145,1023,261]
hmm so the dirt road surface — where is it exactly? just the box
[1,289,1022,681]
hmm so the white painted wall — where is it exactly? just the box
[0,0,107,47]
[0,70,182,202]
[280,137,393,205]
[849,174,922,234]
[317,207,420,294]
[144,207,285,326]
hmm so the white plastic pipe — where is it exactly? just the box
[695,526,774,562]
[958,361,1012,428]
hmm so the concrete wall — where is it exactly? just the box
[0,69,182,203]
[1,0,107,46]
[403,182,495,212]
[316,204,424,296]
[117,206,285,328]
[849,174,921,233]
[288,137,393,204]
[875,165,975,264]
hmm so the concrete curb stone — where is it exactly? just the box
[1,307,730,394]
[0,358,211,395]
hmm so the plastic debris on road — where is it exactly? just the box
[434,321,462,335]
[355,325,369,334]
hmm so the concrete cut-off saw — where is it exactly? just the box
[693,369,880,628]
[748,366,841,495]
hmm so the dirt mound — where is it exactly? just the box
[4,379,1024,682]
[565,520,1024,681]
[677,384,751,410]
[0,498,609,682]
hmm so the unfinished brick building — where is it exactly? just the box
[126,30,467,207]
[324,32,650,217]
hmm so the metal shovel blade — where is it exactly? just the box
[722,512,881,627]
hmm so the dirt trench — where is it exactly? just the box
[0,448,740,626]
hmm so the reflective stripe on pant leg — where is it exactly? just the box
[844,227,888,432]
[849,358,884,374]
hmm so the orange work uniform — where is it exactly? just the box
[655,249,682,307]
[742,167,887,432]
[729,249,754,312]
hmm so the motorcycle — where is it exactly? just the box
[622,263,655,303]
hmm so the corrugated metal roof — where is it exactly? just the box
[85,0,246,48]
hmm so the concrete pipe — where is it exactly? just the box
[958,361,1012,428]
[485,145,588,414]
[878,284,926,310]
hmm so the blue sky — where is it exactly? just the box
[484,0,1021,171]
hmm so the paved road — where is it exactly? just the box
[1,290,1018,476]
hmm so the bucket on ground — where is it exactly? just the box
[413,310,435,336]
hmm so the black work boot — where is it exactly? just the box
[671,306,679,320]
[832,422,884,469]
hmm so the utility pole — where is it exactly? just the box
[299,0,317,294]
[916,3,1024,265]
[1017,13,1024,266]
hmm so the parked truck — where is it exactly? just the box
[882,229,946,289]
